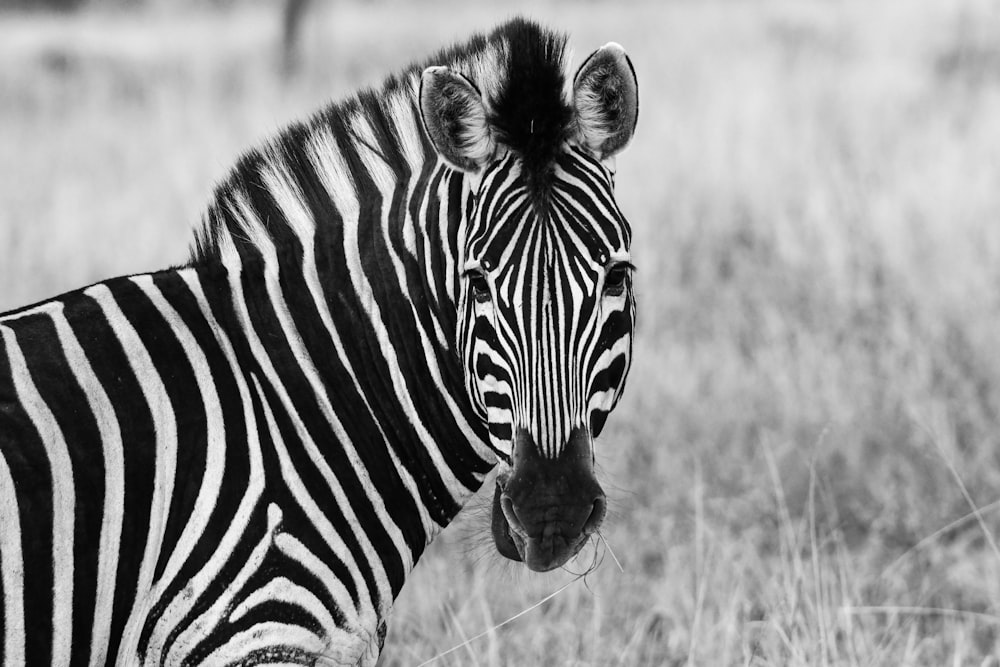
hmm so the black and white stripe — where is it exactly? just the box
[458,146,635,461]
[0,18,638,665]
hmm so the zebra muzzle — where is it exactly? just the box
[490,427,606,571]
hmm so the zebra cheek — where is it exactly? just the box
[590,410,609,438]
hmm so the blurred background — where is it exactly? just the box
[3,0,1000,664]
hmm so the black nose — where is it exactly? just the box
[493,427,606,571]
[584,495,607,535]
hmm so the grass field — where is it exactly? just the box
[3,1,1000,664]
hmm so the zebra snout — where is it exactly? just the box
[583,494,607,536]
[490,427,606,571]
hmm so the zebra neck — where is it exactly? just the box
[190,88,497,558]
[196,146,493,516]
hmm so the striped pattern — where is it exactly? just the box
[459,147,634,460]
[0,18,636,666]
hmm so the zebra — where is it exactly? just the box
[0,17,638,666]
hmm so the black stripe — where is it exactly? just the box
[234,266,380,612]
[319,113,465,526]
[105,278,209,586]
[587,300,633,379]
[69,283,157,661]
[353,106,491,495]
[182,497,268,665]
[589,355,629,402]
[136,271,239,656]
[266,131,417,592]
[414,161,456,334]
[0,321,54,665]
[14,308,107,664]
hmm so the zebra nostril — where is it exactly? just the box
[583,496,606,536]
[500,495,527,538]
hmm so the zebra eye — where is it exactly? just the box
[603,262,632,297]
[467,270,492,303]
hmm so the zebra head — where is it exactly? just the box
[420,36,638,571]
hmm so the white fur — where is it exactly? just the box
[0,355,25,665]
[573,42,636,159]
[49,308,125,667]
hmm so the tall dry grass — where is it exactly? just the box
[2,1,1000,664]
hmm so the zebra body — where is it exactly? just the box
[0,18,638,665]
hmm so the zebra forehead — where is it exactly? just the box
[470,169,626,270]
[472,218,622,274]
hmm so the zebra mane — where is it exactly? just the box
[189,17,572,264]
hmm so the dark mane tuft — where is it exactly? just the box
[395,17,572,195]
[487,19,572,196]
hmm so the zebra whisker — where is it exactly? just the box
[415,576,583,667]
[598,530,625,574]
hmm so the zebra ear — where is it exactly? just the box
[419,66,496,173]
[572,42,638,161]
